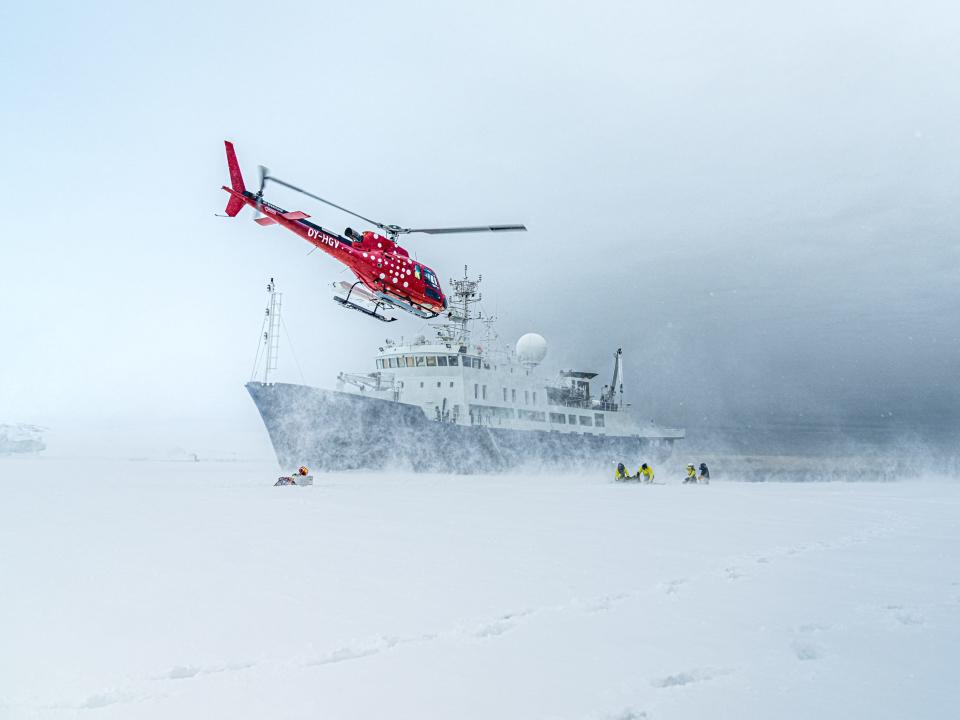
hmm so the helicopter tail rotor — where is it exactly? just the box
[252,165,270,221]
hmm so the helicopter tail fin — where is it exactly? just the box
[223,140,246,217]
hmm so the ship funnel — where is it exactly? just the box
[516,333,548,368]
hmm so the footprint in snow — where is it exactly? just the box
[78,691,136,709]
[884,605,925,627]
[652,667,728,688]
[659,579,686,596]
[724,567,744,581]
[797,623,831,634]
[474,618,515,638]
[306,636,401,666]
[791,641,822,661]
[164,661,255,680]
[602,708,647,720]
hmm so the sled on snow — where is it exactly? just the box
[275,475,314,486]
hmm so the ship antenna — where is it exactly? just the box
[252,278,283,383]
[434,265,482,350]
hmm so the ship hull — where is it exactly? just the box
[247,382,677,473]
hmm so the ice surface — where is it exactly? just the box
[1,458,958,719]
[0,424,45,456]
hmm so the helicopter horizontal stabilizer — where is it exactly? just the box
[254,216,278,226]
[282,211,310,220]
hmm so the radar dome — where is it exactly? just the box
[516,333,548,367]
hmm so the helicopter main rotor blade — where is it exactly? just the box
[264,175,386,229]
[399,224,527,235]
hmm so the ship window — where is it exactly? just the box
[503,387,508,401]
[532,391,537,404]
[511,389,516,402]
[437,381,441,387]
[448,355,458,366]
[550,412,566,424]
[437,356,448,367]
[474,383,479,399]
[426,355,437,366]
[471,357,481,369]
[524,390,529,404]
[420,382,424,388]
[406,356,415,367]
[595,413,605,428]
[449,381,454,388]
[415,355,425,366]
[579,415,593,426]
[568,414,577,424]
[482,385,487,399]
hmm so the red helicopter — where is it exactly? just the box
[220,141,526,322]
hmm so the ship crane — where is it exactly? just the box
[336,371,395,394]
[600,348,624,410]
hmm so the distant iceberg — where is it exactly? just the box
[0,424,46,455]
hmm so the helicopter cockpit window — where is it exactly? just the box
[423,269,439,287]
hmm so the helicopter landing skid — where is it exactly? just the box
[333,281,397,322]
[333,295,397,322]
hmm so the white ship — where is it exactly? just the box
[247,271,684,472]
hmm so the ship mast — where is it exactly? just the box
[434,266,482,350]
[252,278,282,383]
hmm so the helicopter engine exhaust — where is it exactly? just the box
[344,227,364,243]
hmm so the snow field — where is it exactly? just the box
[1,458,958,719]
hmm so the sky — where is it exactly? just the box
[1,0,958,456]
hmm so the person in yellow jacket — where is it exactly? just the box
[683,464,697,484]
[639,463,654,483]
[615,462,630,480]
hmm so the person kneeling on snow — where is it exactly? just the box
[684,464,697,483]
[615,462,629,480]
[698,462,710,484]
[639,463,654,483]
